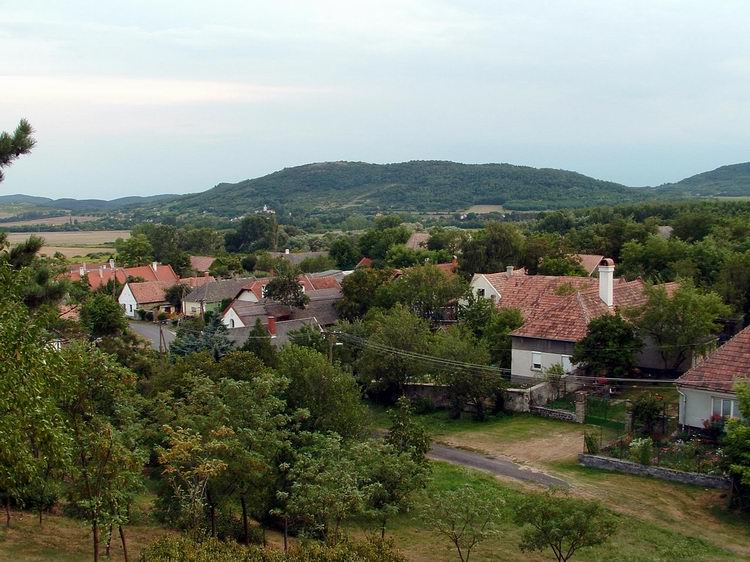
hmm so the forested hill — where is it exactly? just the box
[655,162,750,198]
[155,160,647,215]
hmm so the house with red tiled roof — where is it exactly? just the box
[118,275,214,318]
[676,326,750,429]
[472,259,681,381]
[68,261,178,290]
[575,254,606,276]
[189,255,216,274]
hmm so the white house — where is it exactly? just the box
[676,326,749,429]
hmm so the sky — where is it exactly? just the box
[1,0,749,199]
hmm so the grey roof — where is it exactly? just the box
[228,289,341,328]
[226,317,321,348]
[184,277,255,303]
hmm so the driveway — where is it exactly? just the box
[128,320,176,351]
[429,443,569,489]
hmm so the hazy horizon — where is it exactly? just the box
[2,1,749,199]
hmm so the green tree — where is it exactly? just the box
[717,250,750,315]
[459,222,525,276]
[208,254,243,278]
[538,256,587,276]
[358,220,411,262]
[299,254,337,273]
[114,234,154,267]
[171,316,234,359]
[423,485,505,562]
[329,236,362,269]
[572,314,643,377]
[722,383,750,510]
[164,283,189,313]
[514,491,617,562]
[378,264,468,323]
[337,267,394,320]
[60,345,145,562]
[0,119,35,183]
[264,269,309,309]
[240,318,278,367]
[277,345,367,438]
[385,396,432,463]
[358,305,433,404]
[625,282,730,371]
[434,326,499,420]
[224,215,280,253]
[80,292,128,339]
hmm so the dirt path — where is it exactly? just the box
[429,443,568,488]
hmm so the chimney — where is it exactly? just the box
[79,265,86,276]
[506,265,514,277]
[151,261,158,273]
[204,271,210,277]
[285,248,290,255]
[267,316,277,338]
[108,258,115,269]
[598,258,615,307]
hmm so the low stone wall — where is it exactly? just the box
[504,375,584,413]
[578,454,730,489]
[403,382,452,408]
[530,406,578,423]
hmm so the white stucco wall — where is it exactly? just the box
[118,284,138,318]
[511,348,576,382]
[678,387,738,429]
[221,307,245,329]
[237,289,259,302]
[469,274,501,302]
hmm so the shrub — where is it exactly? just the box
[157,312,169,321]
[136,308,146,320]
[703,414,725,442]
[584,432,600,455]
[412,396,437,415]
[145,311,154,321]
[629,437,653,465]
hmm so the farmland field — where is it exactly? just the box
[463,204,505,214]
[5,230,130,258]
[0,215,97,227]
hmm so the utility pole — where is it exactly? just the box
[158,321,165,355]
[327,332,336,363]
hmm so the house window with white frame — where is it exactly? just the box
[476,288,485,298]
[531,352,542,371]
[712,397,741,419]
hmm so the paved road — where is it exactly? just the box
[429,443,569,488]
[128,321,176,351]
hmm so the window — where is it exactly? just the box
[477,288,485,298]
[531,352,542,371]
[229,318,235,328]
[712,397,740,419]
[129,304,133,313]
[561,355,573,373]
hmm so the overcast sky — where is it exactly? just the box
[1,1,749,199]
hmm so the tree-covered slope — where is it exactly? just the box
[157,160,648,216]
[655,162,750,197]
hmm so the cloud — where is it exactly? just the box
[1,75,328,105]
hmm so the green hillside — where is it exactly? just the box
[655,162,750,198]
[156,160,649,216]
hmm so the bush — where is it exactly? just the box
[412,396,437,415]
[584,432,600,455]
[136,308,146,320]
[138,535,408,562]
[629,437,653,465]
[703,414,725,442]
[145,311,154,321]
[157,312,169,322]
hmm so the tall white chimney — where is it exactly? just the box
[151,261,159,273]
[598,258,615,307]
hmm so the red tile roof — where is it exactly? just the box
[356,257,373,268]
[575,254,605,276]
[676,326,750,393]
[189,256,215,273]
[68,262,178,289]
[128,281,172,305]
[405,232,431,250]
[511,280,679,342]
[179,276,215,289]
[483,273,597,318]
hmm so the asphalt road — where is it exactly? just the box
[128,320,176,351]
[429,443,569,488]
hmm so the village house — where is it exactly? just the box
[68,260,179,290]
[119,275,213,318]
[219,273,342,346]
[189,255,216,275]
[182,277,255,317]
[676,326,750,429]
[471,260,680,382]
[226,316,323,349]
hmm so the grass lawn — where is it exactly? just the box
[351,462,743,561]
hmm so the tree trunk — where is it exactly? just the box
[93,520,100,562]
[105,524,113,556]
[5,496,10,528]
[210,503,216,537]
[240,496,249,545]
[283,517,289,553]
[38,507,43,527]
[381,517,386,540]
[119,525,129,562]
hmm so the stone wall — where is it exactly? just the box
[503,375,584,413]
[403,382,452,408]
[578,454,730,489]
[530,406,578,423]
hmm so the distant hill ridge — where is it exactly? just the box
[4,160,750,216]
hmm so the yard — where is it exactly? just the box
[4,230,130,258]
[373,406,750,559]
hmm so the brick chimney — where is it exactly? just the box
[267,316,277,338]
[598,258,615,307]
